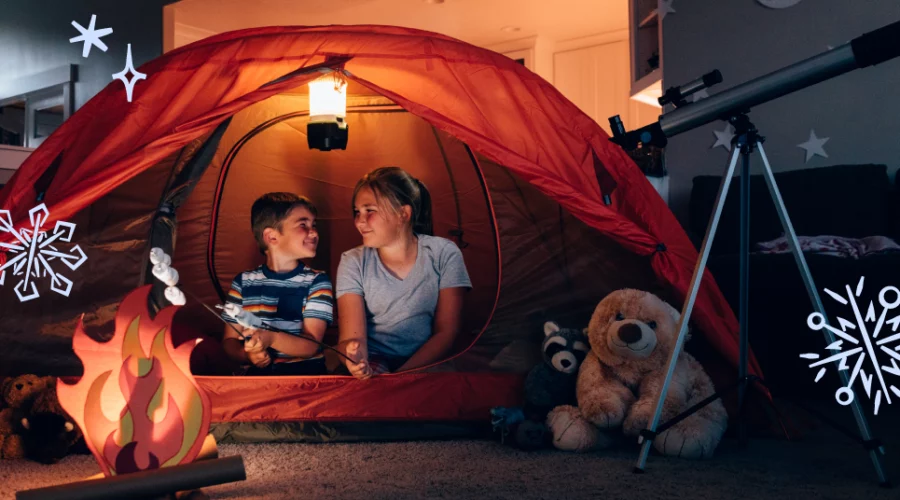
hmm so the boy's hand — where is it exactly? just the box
[243,330,271,368]
[247,349,271,368]
[250,329,274,350]
[243,329,273,352]
[344,340,372,380]
[243,329,263,352]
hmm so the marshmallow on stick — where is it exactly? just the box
[150,247,186,306]
[149,247,172,266]
[153,263,180,287]
[165,286,186,306]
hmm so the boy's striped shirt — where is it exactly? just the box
[222,263,333,362]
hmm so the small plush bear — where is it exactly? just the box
[0,374,51,459]
[21,378,85,464]
[491,321,590,451]
[523,321,591,419]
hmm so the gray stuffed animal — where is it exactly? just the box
[523,321,590,419]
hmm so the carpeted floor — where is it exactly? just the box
[4,403,900,499]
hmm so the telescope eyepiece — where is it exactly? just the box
[703,70,723,87]
[658,70,723,107]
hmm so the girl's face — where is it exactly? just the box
[353,187,409,248]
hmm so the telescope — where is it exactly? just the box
[614,18,900,486]
[609,19,900,151]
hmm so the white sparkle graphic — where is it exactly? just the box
[0,204,88,303]
[802,277,900,415]
[112,44,147,103]
[69,15,113,58]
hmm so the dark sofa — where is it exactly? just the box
[689,164,900,400]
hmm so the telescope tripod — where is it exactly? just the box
[632,113,890,486]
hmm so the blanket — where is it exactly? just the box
[755,235,900,259]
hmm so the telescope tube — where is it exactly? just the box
[610,20,900,150]
[660,19,900,139]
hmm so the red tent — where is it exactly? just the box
[0,25,759,430]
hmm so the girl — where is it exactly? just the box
[336,166,471,378]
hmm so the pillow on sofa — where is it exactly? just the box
[689,164,893,256]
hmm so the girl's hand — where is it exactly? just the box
[344,340,373,380]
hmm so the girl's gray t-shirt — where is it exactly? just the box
[335,234,472,359]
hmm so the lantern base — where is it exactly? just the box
[307,121,348,151]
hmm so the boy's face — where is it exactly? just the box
[269,206,319,260]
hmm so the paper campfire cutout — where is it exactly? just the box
[58,285,211,477]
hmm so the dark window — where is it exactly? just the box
[0,101,25,147]
[0,65,75,148]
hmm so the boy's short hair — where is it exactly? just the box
[251,192,317,254]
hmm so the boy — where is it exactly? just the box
[221,192,333,376]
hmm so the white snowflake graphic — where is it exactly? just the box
[0,204,88,302]
[801,277,900,415]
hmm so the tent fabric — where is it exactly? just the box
[197,373,524,422]
[174,96,668,365]
[196,101,499,350]
[0,25,763,421]
[210,421,492,444]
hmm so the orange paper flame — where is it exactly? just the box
[58,285,211,477]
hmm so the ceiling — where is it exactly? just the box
[170,0,627,48]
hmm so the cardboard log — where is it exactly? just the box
[15,449,244,500]
[80,433,220,483]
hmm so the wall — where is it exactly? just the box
[0,146,32,178]
[486,31,660,133]
[0,1,179,110]
[484,35,557,85]
[662,0,900,233]
[552,30,660,135]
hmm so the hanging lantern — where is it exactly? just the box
[307,72,348,151]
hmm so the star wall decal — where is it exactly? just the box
[656,0,676,21]
[797,129,829,162]
[711,123,735,151]
[69,15,113,58]
[112,44,147,103]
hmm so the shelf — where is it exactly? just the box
[0,144,35,153]
[630,0,662,110]
[631,68,662,99]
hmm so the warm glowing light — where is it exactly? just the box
[57,285,211,477]
[308,74,348,124]
[631,79,663,108]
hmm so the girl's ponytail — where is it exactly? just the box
[412,178,433,236]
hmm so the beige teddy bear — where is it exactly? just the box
[574,289,728,459]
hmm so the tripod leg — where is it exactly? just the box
[738,146,751,449]
[634,146,743,472]
[756,143,890,487]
